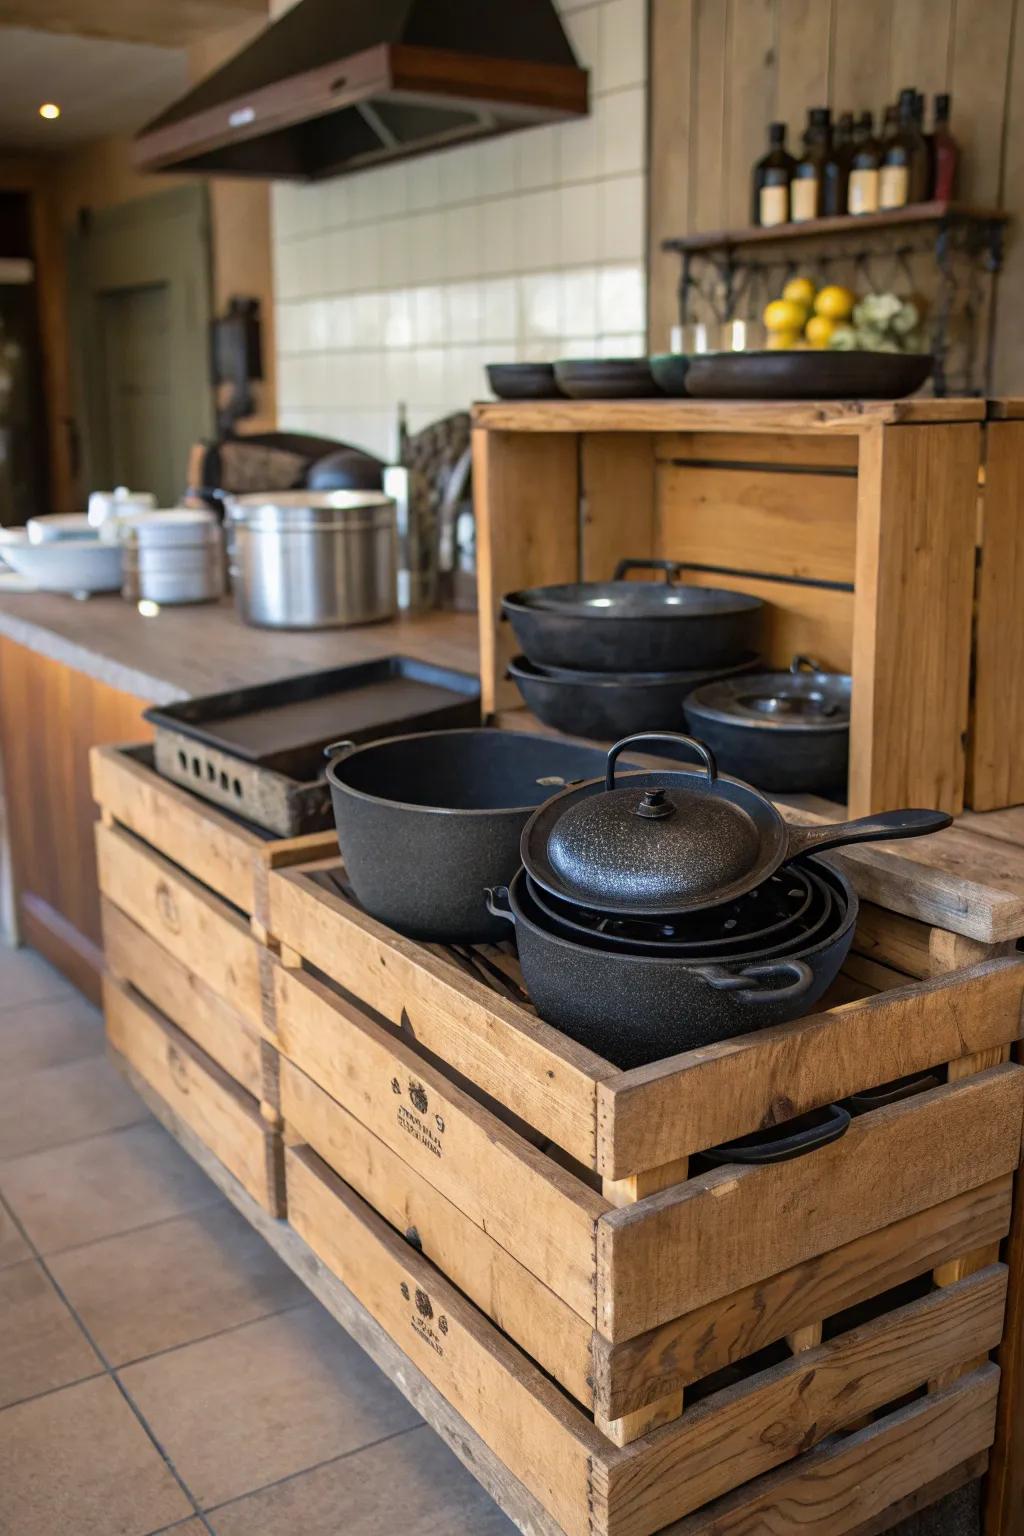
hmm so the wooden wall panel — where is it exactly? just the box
[889,0,954,102]
[832,0,895,115]
[724,0,779,228]
[691,0,730,235]
[774,0,833,136]
[948,0,1015,205]
[647,0,695,349]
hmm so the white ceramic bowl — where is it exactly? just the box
[2,535,123,595]
[27,514,95,544]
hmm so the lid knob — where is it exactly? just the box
[635,788,675,820]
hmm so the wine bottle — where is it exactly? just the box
[791,108,830,223]
[932,92,959,200]
[880,88,928,208]
[752,121,796,226]
[822,111,854,216]
[847,110,881,215]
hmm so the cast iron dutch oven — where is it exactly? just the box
[503,559,763,674]
[520,732,951,918]
[324,729,614,944]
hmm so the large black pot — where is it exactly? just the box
[325,729,613,944]
[503,560,763,673]
[486,859,857,1069]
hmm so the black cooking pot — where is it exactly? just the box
[324,729,613,944]
[503,560,763,673]
[693,1103,851,1167]
[486,859,857,1068]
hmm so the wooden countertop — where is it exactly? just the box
[0,592,480,704]
[472,397,985,434]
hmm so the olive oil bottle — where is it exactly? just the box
[847,110,881,214]
[791,107,830,222]
[752,121,796,226]
[822,110,854,216]
[880,88,929,208]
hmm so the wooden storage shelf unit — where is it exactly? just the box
[473,397,985,817]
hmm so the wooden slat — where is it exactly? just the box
[473,400,986,434]
[830,0,894,117]
[775,0,832,136]
[593,1176,1011,1421]
[473,426,579,716]
[850,900,1013,980]
[270,964,606,1321]
[285,1145,601,1536]
[723,0,778,230]
[889,0,953,103]
[265,865,609,1167]
[597,955,1024,1177]
[986,1045,1024,1536]
[591,1268,1007,1536]
[656,463,858,585]
[849,421,980,815]
[95,822,263,1027]
[678,566,854,671]
[278,1057,593,1405]
[101,897,261,1096]
[669,1370,996,1536]
[969,421,1024,810]
[654,432,860,468]
[691,0,728,233]
[598,1065,1024,1338]
[949,0,1015,205]
[104,977,278,1213]
[647,0,695,349]
[580,434,656,581]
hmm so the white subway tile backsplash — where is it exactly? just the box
[517,190,561,271]
[558,109,601,183]
[439,143,480,206]
[444,203,482,282]
[407,153,442,211]
[350,291,383,348]
[445,281,483,344]
[562,267,599,336]
[598,263,645,333]
[559,180,601,268]
[564,5,602,89]
[516,123,560,191]
[477,134,518,198]
[599,85,646,178]
[479,197,519,276]
[382,289,414,349]
[601,0,646,91]
[327,295,354,350]
[480,277,518,341]
[413,286,446,346]
[600,174,645,261]
[520,272,563,339]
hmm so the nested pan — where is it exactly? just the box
[503,559,763,673]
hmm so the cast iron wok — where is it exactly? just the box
[503,559,763,673]
[521,731,952,917]
[486,859,856,1068]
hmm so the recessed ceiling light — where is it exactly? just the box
[38,103,61,120]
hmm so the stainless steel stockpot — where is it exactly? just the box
[226,491,397,630]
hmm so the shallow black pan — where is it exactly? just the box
[486,362,562,400]
[683,349,933,401]
[504,559,763,673]
[553,358,660,399]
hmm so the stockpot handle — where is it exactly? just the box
[693,958,814,1004]
[700,1103,851,1166]
[605,732,718,791]
[484,886,515,924]
[612,558,688,585]
[323,739,358,763]
[786,808,952,860]
[790,654,825,674]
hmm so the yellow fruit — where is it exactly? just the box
[805,314,839,348]
[765,329,801,350]
[782,276,817,308]
[763,298,808,334]
[814,284,856,320]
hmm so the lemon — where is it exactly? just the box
[782,276,817,308]
[763,298,808,334]
[765,329,801,350]
[805,314,839,348]
[814,284,856,320]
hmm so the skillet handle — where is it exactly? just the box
[702,1104,851,1166]
[323,739,357,762]
[612,558,688,585]
[787,808,952,859]
[484,886,515,925]
[605,732,718,791]
[693,959,814,1004]
[790,654,825,674]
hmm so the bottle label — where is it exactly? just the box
[759,185,789,226]
[879,164,908,208]
[790,178,818,222]
[848,167,879,214]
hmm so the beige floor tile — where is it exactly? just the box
[0,948,77,1010]
[0,1374,193,1536]
[51,1204,308,1365]
[0,1196,29,1269]
[0,1260,102,1409]
[0,1053,147,1160]
[207,1422,515,1534]
[1,1122,222,1255]
[120,1302,422,1509]
[0,993,104,1080]
[147,1523,207,1535]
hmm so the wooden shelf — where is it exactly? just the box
[664,201,1008,254]
[472,396,984,434]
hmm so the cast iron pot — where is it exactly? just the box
[485,859,857,1069]
[683,656,851,793]
[508,653,759,741]
[503,559,763,674]
[324,729,614,944]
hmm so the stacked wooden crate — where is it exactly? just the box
[92,743,1024,1536]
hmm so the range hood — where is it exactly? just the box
[135,0,589,181]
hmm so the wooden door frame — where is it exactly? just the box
[68,184,214,502]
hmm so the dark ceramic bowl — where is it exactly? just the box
[486,362,562,400]
[683,349,933,401]
[650,353,691,396]
[553,358,660,399]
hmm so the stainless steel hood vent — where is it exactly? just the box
[134,0,589,181]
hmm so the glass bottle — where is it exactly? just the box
[932,92,959,201]
[847,110,881,215]
[822,110,854,216]
[790,108,830,223]
[880,88,928,208]
[752,121,796,226]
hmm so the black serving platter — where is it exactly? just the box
[553,357,660,399]
[649,353,691,396]
[683,349,933,400]
[486,362,563,400]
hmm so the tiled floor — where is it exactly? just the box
[0,946,515,1536]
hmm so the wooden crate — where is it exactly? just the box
[472,398,985,815]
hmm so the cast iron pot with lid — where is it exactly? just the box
[503,559,763,673]
[521,732,951,918]
[324,729,615,945]
[683,655,851,793]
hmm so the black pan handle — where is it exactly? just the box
[786,808,952,860]
[694,958,814,1004]
[612,558,688,585]
[790,654,825,674]
[323,738,357,762]
[484,886,516,925]
[605,732,718,791]
[700,1103,851,1166]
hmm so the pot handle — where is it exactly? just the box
[612,558,688,585]
[484,886,516,925]
[701,1103,851,1166]
[786,808,952,860]
[693,958,814,1004]
[605,732,717,791]
[790,653,825,674]
[323,739,358,762]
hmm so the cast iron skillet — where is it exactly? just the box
[693,1104,851,1167]
[521,731,952,917]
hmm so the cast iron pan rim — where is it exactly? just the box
[685,671,852,732]
[325,727,603,819]
[503,587,764,623]
[509,656,758,690]
[506,859,856,965]
[684,694,851,733]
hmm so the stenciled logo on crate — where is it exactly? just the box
[402,1280,447,1356]
[393,1075,445,1158]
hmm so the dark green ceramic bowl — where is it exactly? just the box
[650,353,691,396]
